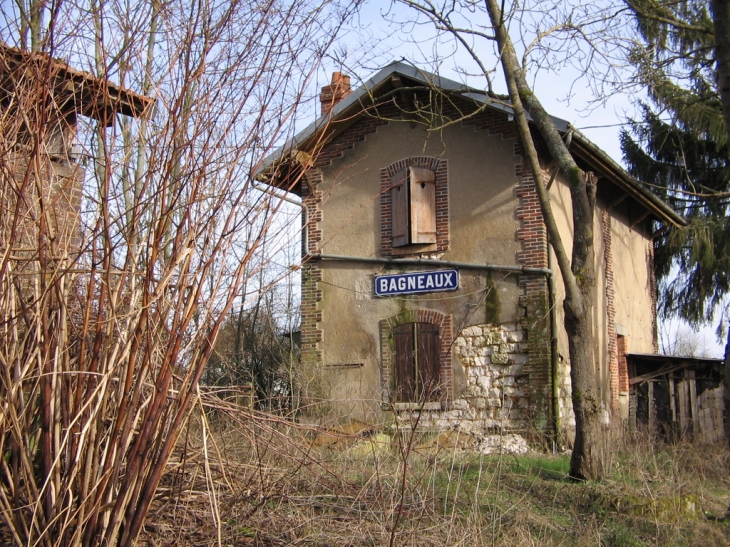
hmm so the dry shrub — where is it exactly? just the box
[0,2,359,544]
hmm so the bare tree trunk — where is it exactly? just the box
[485,0,605,480]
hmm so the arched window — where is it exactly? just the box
[380,309,453,407]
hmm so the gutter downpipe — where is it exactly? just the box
[251,180,309,255]
[316,253,559,441]
[547,245,561,448]
[316,253,552,276]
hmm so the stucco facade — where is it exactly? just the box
[259,64,684,439]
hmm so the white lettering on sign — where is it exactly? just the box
[374,269,459,297]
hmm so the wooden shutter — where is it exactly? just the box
[393,323,415,402]
[409,167,436,244]
[416,322,440,401]
[391,168,409,247]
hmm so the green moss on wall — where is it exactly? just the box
[485,272,501,324]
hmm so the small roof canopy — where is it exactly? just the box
[628,353,724,385]
[0,43,153,125]
[257,61,685,228]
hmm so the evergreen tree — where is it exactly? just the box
[621,0,730,328]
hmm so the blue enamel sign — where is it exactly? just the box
[374,269,459,297]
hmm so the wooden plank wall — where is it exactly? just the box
[697,386,724,443]
[655,372,724,443]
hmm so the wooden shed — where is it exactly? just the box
[629,353,725,443]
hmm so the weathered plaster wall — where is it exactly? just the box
[610,209,655,354]
[548,172,656,430]
[319,120,522,265]
[307,118,532,422]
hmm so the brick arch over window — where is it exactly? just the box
[380,309,453,407]
[380,157,449,257]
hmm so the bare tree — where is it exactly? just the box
[0,0,357,544]
[394,0,626,479]
[659,323,716,358]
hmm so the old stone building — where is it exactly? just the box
[256,63,686,439]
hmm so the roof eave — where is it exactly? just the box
[255,63,687,229]
[569,127,687,228]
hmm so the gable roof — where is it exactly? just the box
[0,43,153,124]
[257,61,685,228]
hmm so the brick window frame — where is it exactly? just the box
[380,157,449,257]
[380,309,453,409]
[617,335,629,394]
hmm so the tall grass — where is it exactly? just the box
[135,399,730,547]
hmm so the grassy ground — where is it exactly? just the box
[138,412,730,547]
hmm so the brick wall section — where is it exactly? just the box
[301,106,400,369]
[312,103,399,169]
[514,161,552,428]
[6,153,84,256]
[602,208,619,412]
[380,157,449,256]
[300,171,324,367]
[617,335,629,393]
[380,308,453,407]
[461,108,518,139]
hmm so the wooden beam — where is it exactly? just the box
[648,381,656,433]
[679,375,689,437]
[391,74,416,117]
[669,374,677,423]
[629,360,695,385]
[688,369,699,438]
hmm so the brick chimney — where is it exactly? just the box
[320,71,351,116]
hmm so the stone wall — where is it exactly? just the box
[407,322,533,434]
[557,358,576,434]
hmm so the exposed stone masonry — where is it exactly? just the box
[464,107,553,430]
[408,323,530,433]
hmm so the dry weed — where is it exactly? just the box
[134,399,730,547]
